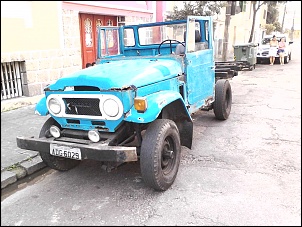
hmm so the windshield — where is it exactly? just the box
[261,38,271,45]
[123,22,202,46]
[137,23,187,45]
[261,36,286,45]
[98,27,120,57]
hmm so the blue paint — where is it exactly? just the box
[48,58,182,91]
[35,15,217,133]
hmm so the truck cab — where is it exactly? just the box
[17,16,233,191]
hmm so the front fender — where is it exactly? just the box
[35,96,49,116]
[125,91,190,123]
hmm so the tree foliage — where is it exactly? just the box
[165,1,227,21]
[264,24,276,34]
[273,21,282,32]
[266,4,279,24]
[165,1,288,45]
[248,1,287,42]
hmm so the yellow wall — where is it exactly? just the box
[1,1,61,52]
[229,2,267,44]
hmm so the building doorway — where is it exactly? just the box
[79,14,117,68]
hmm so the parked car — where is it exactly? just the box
[257,34,293,64]
[17,16,238,191]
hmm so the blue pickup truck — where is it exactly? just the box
[17,16,236,191]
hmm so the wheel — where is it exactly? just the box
[158,39,185,55]
[39,117,80,171]
[284,56,289,64]
[140,119,181,191]
[213,79,232,120]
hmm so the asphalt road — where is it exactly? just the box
[1,43,301,226]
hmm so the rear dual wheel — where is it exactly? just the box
[213,79,232,120]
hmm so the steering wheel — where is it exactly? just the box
[158,39,185,55]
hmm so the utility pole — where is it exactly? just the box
[290,10,295,41]
[281,3,287,33]
[222,1,232,61]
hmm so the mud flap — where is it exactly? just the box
[179,120,193,149]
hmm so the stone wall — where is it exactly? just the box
[1,9,82,97]
[1,10,155,98]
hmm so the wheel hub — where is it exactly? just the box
[163,150,174,159]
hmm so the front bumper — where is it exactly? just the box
[257,51,288,59]
[257,50,272,59]
[16,136,138,162]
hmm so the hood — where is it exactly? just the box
[257,44,270,52]
[48,58,183,91]
[258,44,270,48]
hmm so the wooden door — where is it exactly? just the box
[79,14,117,68]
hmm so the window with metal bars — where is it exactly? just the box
[1,61,25,100]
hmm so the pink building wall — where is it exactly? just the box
[156,1,165,22]
[62,1,156,18]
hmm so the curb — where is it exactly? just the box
[1,95,44,112]
[1,155,46,189]
[1,94,46,190]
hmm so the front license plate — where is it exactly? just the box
[50,144,82,160]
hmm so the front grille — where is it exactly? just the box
[63,98,102,116]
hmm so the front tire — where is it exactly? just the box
[39,117,80,171]
[213,79,232,120]
[140,119,181,191]
[284,56,289,64]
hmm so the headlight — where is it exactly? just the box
[48,98,61,114]
[103,98,119,117]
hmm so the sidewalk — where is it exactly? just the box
[1,95,48,189]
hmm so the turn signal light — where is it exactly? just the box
[134,97,147,112]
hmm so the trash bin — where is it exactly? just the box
[233,43,257,70]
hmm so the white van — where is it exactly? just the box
[257,34,293,64]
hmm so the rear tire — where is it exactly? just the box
[39,117,80,171]
[213,79,232,120]
[140,119,181,191]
